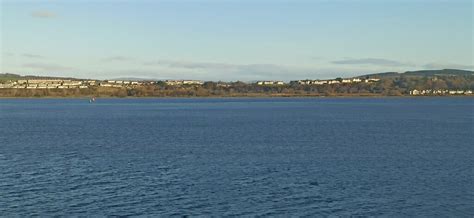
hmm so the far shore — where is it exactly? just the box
[1,95,473,99]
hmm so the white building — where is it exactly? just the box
[256,81,285,85]
[165,80,203,85]
[182,80,204,85]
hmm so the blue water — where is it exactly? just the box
[0,97,473,216]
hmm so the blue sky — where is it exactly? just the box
[1,0,473,81]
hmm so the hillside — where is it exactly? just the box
[0,73,81,82]
[404,69,473,77]
[0,73,23,81]
[361,69,474,79]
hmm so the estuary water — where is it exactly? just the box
[0,97,473,216]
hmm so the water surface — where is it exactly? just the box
[1,97,473,216]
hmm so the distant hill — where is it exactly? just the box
[110,77,156,81]
[0,73,23,81]
[0,73,84,81]
[357,72,400,78]
[2,68,473,82]
[360,69,474,78]
[404,69,473,77]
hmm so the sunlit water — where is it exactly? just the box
[1,97,473,216]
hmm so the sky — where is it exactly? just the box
[1,0,473,81]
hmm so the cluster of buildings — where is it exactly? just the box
[0,79,156,89]
[164,80,204,86]
[0,77,385,89]
[0,79,94,89]
[291,78,379,85]
[409,89,473,95]
[1,79,471,97]
[256,81,285,85]
[99,80,147,87]
[251,78,380,86]
[0,79,207,89]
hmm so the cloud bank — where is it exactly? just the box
[23,63,72,71]
[142,59,320,81]
[22,53,44,59]
[102,56,134,62]
[31,11,56,18]
[423,63,474,70]
[331,58,413,67]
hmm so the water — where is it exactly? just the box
[0,97,473,216]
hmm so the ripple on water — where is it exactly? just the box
[0,98,473,216]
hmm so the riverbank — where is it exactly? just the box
[1,94,472,99]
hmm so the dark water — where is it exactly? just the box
[0,97,473,216]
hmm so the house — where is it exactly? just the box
[315,80,328,85]
[217,82,231,87]
[0,84,13,88]
[293,80,311,85]
[366,78,380,82]
[410,89,421,95]
[63,81,82,86]
[27,79,63,84]
[37,84,48,89]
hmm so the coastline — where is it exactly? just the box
[1,95,472,99]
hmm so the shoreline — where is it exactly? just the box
[1,95,473,99]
